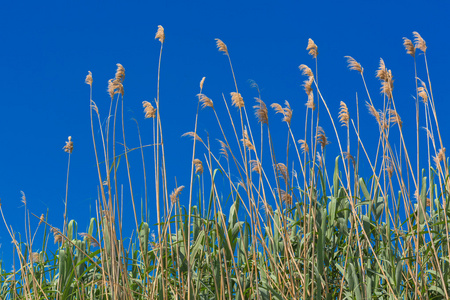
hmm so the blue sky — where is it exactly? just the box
[1,0,450,265]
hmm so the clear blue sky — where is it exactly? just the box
[1,0,450,265]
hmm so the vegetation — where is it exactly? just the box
[0,27,448,299]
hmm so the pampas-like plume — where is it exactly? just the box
[271,101,292,124]
[403,38,415,57]
[366,102,381,126]
[155,25,165,43]
[276,189,292,206]
[20,191,26,205]
[241,129,255,151]
[200,77,206,90]
[376,59,394,99]
[306,93,315,110]
[344,152,356,167]
[413,31,427,53]
[250,160,262,175]
[170,186,185,204]
[39,214,45,225]
[63,136,73,154]
[115,63,125,83]
[218,139,229,160]
[388,109,403,129]
[143,101,156,118]
[303,76,314,95]
[433,148,446,172]
[418,83,428,103]
[231,92,244,108]
[376,58,389,82]
[276,163,289,182]
[215,38,228,54]
[316,126,330,149]
[306,38,318,58]
[299,64,314,77]
[182,132,204,144]
[51,227,63,244]
[345,56,363,73]
[338,101,349,127]
[197,93,214,109]
[254,98,268,125]
[79,232,100,248]
[193,159,204,174]
[298,139,309,154]
[85,71,93,86]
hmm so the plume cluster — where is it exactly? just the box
[231,92,244,108]
[376,58,394,99]
[63,136,74,154]
[253,98,268,125]
[198,93,214,109]
[215,39,228,54]
[108,64,125,99]
[170,186,185,204]
[271,101,292,124]
[143,101,156,118]
[345,56,363,74]
[155,25,165,43]
[306,38,318,58]
[85,71,93,86]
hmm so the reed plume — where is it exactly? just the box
[413,31,427,52]
[345,56,363,73]
[306,38,318,58]
[63,136,73,154]
[403,38,415,57]
[155,25,165,43]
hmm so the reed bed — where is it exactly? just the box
[0,28,449,299]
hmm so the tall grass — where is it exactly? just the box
[0,28,449,299]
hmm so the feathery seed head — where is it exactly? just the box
[193,159,204,174]
[218,139,229,160]
[250,160,262,175]
[182,132,203,144]
[316,126,330,149]
[298,139,309,154]
[200,77,206,90]
[52,227,63,244]
[306,38,318,58]
[388,109,402,129]
[115,63,125,83]
[366,102,381,126]
[299,64,314,77]
[241,129,255,151]
[338,101,349,127]
[79,232,100,248]
[271,101,292,124]
[20,191,26,205]
[418,85,428,103]
[276,163,289,183]
[39,214,45,225]
[303,76,314,96]
[63,136,73,154]
[231,92,244,108]
[170,186,185,204]
[215,38,228,54]
[345,56,363,73]
[155,25,165,43]
[403,38,415,57]
[277,189,292,206]
[197,93,214,109]
[306,93,315,110]
[85,71,93,86]
[142,101,156,118]
[253,98,268,125]
[413,31,427,52]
